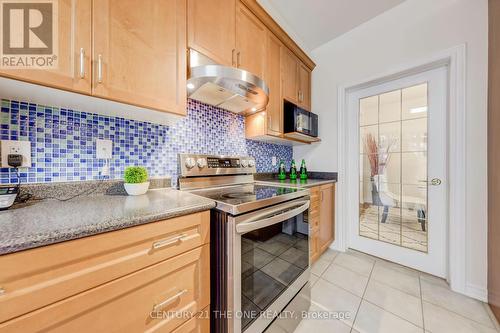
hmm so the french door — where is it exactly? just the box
[349,67,448,277]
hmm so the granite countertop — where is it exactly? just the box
[0,188,215,255]
[256,178,336,188]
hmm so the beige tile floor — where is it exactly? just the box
[295,249,500,333]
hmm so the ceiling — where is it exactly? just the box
[258,0,406,51]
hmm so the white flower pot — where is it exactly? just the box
[124,182,150,196]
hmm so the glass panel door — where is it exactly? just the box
[359,83,428,252]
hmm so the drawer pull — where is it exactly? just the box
[152,233,187,250]
[153,289,188,312]
[0,288,5,296]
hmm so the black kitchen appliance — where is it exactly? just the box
[283,101,318,137]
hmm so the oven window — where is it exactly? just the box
[240,214,309,330]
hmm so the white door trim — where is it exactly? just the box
[335,44,470,298]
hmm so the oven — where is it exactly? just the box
[212,197,311,333]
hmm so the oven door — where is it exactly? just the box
[228,198,311,333]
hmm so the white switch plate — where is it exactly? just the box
[96,139,113,159]
[1,140,31,167]
[272,156,277,166]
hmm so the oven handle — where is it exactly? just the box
[235,200,310,234]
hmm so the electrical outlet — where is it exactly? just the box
[272,156,277,166]
[96,139,113,159]
[1,140,31,167]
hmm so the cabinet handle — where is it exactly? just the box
[232,49,236,67]
[152,289,188,313]
[79,48,85,79]
[268,115,271,129]
[97,54,103,83]
[236,51,241,67]
[321,191,324,202]
[152,233,187,250]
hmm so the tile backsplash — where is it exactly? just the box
[0,98,292,184]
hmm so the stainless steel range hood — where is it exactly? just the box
[187,49,269,115]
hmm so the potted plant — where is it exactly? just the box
[123,166,150,196]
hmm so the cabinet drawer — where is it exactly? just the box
[172,306,209,333]
[0,245,210,332]
[0,211,210,323]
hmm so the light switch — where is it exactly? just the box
[272,156,277,166]
[96,139,113,159]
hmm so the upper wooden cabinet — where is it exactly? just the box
[92,0,186,115]
[0,0,92,94]
[264,31,283,136]
[282,49,311,110]
[188,0,236,66]
[236,3,267,79]
[298,63,311,110]
[282,48,300,105]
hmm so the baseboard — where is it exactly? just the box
[465,282,488,302]
[329,240,345,252]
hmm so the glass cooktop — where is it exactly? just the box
[191,183,308,215]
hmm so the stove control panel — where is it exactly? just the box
[179,154,256,177]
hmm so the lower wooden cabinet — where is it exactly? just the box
[309,183,335,263]
[0,211,211,332]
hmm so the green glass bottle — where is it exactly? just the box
[299,159,308,180]
[278,160,287,180]
[289,159,297,180]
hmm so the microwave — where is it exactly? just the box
[283,101,318,137]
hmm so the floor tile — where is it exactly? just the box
[419,272,449,289]
[279,246,308,269]
[294,304,351,333]
[364,279,423,327]
[311,278,361,327]
[423,301,498,333]
[353,300,423,333]
[420,279,494,327]
[322,263,369,297]
[311,258,331,276]
[334,252,374,277]
[484,303,500,331]
[319,248,339,262]
[309,273,319,287]
[371,261,421,297]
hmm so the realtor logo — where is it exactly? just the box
[1,0,58,68]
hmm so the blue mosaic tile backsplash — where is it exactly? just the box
[0,98,292,184]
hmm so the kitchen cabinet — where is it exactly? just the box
[318,183,335,253]
[282,49,311,111]
[236,2,267,79]
[245,30,283,139]
[0,0,92,94]
[188,0,236,66]
[0,211,210,331]
[309,183,335,263]
[298,63,312,110]
[92,0,187,115]
[264,31,284,136]
[282,48,300,105]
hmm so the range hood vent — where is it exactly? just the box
[187,49,269,115]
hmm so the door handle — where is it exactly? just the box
[79,48,85,79]
[97,54,103,83]
[236,51,241,67]
[418,178,442,186]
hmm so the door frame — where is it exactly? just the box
[336,44,468,296]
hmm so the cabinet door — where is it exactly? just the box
[264,32,283,136]
[0,0,91,94]
[188,0,236,66]
[236,3,266,78]
[92,0,186,115]
[319,183,335,253]
[281,48,299,104]
[298,63,311,111]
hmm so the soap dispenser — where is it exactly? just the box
[278,160,287,180]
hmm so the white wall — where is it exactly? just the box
[295,0,488,299]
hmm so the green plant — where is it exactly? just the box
[124,166,148,184]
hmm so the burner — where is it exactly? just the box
[222,192,256,199]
